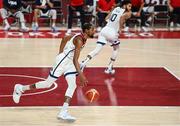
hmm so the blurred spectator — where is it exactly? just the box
[97,0,116,31]
[85,0,93,8]
[21,0,32,13]
[115,0,123,5]
[32,0,57,32]
[125,0,148,32]
[83,0,97,25]
[0,0,29,31]
[168,0,180,27]
[84,0,94,14]
[143,0,157,26]
[66,0,85,35]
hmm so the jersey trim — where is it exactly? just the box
[97,41,106,45]
[49,72,58,79]
[64,71,78,77]
[111,41,120,46]
[75,32,86,45]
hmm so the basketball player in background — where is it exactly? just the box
[81,1,132,74]
[13,23,95,122]
[32,0,58,32]
[0,0,29,31]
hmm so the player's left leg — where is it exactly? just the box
[13,53,66,104]
[14,11,29,32]
[81,32,107,70]
[49,9,58,32]
[32,9,41,32]
[104,43,120,74]
[57,74,77,122]
[13,75,57,104]
[80,43,104,72]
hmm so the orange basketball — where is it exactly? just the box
[85,89,100,102]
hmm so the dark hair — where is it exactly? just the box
[82,23,93,32]
[121,0,131,7]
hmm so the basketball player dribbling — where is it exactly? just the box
[12,23,95,122]
[81,1,132,74]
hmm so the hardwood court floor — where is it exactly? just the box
[0,30,179,126]
[0,107,180,126]
[0,38,179,78]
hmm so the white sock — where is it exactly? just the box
[108,58,115,69]
[4,19,9,26]
[35,22,38,26]
[61,102,69,113]
[67,29,71,32]
[21,22,26,28]
[108,62,113,69]
[52,23,55,27]
[22,85,30,91]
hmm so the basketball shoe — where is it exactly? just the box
[65,29,72,35]
[4,24,11,31]
[32,23,39,32]
[13,84,23,103]
[51,26,58,33]
[57,110,76,122]
[20,26,29,32]
[104,67,115,74]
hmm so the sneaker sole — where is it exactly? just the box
[12,84,22,104]
[104,71,115,75]
[57,117,76,123]
[13,86,20,103]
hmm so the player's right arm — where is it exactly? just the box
[119,11,132,32]
[73,36,88,87]
[105,7,116,22]
[105,11,112,22]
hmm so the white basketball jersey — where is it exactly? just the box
[63,33,85,60]
[106,7,125,32]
